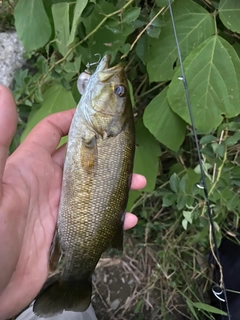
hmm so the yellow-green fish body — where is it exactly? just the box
[33,55,135,317]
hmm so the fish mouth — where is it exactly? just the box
[96,55,123,82]
[97,55,122,73]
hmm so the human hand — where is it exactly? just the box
[0,85,146,319]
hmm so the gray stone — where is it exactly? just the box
[0,31,24,87]
[110,298,120,310]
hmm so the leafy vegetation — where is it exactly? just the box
[6,0,240,318]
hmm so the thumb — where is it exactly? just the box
[0,85,17,192]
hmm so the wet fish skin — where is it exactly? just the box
[33,55,135,317]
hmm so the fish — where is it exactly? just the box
[33,55,135,317]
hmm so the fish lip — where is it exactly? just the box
[97,55,111,72]
[97,55,122,73]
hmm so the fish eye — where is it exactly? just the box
[114,85,126,97]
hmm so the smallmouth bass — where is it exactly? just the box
[33,55,135,317]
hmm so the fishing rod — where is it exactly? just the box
[166,0,231,319]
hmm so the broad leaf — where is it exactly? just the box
[127,120,161,210]
[147,0,215,81]
[133,120,161,192]
[127,190,142,212]
[168,35,240,132]
[14,0,52,51]
[136,34,148,65]
[143,87,186,151]
[219,0,240,33]
[81,2,133,64]
[156,0,174,6]
[68,0,88,47]
[62,56,82,82]
[170,173,180,193]
[122,7,141,23]
[21,85,76,142]
[52,3,70,56]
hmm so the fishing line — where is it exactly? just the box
[167,0,231,319]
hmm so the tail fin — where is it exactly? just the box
[33,277,92,318]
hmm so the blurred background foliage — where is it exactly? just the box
[4,0,240,318]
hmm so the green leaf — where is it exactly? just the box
[200,135,217,144]
[127,190,141,212]
[14,0,52,51]
[52,3,70,56]
[179,174,188,193]
[231,166,240,177]
[215,144,225,158]
[149,8,165,28]
[162,193,177,207]
[147,26,161,39]
[233,42,240,58]
[183,211,193,224]
[21,84,76,142]
[67,0,88,47]
[219,0,240,33]
[127,80,135,107]
[81,2,132,63]
[177,194,191,210]
[225,131,240,146]
[185,169,201,194]
[133,120,161,192]
[168,35,240,133]
[226,193,239,210]
[143,87,186,151]
[186,299,200,320]
[169,173,180,193]
[147,0,215,81]
[62,56,82,82]
[82,2,95,18]
[156,0,174,7]
[136,34,148,65]
[192,302,227,315]
[182,219,188,230]
[122,7,141,23]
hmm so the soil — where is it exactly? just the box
[91,236,188,320]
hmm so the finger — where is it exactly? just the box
[130,174,147,190]
[52,143,67,167]
[22,109,75,155]
[0,86,17,187]
[124,212,138,230]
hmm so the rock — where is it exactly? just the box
[110,298,120,310]
[0,31,24,87]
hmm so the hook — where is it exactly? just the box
[212,284,225,302]
[86,53,102,70]
[77,54,102,95]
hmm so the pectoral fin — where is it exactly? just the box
[81,136,98,174]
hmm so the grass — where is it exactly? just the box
[92,185,217,320]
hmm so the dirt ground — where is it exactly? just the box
[92,236,188,320]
